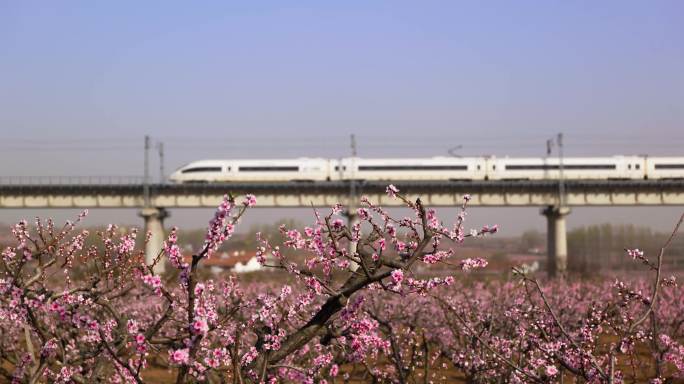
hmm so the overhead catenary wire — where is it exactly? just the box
[0,135,681,155]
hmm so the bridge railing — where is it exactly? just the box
[0,176,146,185]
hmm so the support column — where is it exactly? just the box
[345,211,360,272]
[140,207,169,274]
[541,205,570,278]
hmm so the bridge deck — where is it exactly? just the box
[1,180,683,208]
[0,180,684,208]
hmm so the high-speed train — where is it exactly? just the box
[169,156,684,183]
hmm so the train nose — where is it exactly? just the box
[168,171,183,182]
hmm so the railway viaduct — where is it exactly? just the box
[1,179,683,276]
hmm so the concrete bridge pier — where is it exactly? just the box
[541,205,571,278]
[140,207,169,274]
[345,210,360,271]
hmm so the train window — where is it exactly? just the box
[477,165,481,170]
[505,164,616,170]
[238,166,299,172]
[628,164,632,170]
[567,164,616,170]
[492,165,496,170]
[358,165,467,171]
[181,167,222,173]
[635,164,640,170]
[334,166,347,171]
[655,164,684,169]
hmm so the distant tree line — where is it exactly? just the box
[567,224,684,273]
[517,224,684,274]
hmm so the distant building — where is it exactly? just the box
[183,250,264,274]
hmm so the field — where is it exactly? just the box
[1,193,683,383]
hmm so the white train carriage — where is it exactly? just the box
[645,157,684,179]
[169,156,684,183]
[487,156,645,180]
[336,157,487,181]
[169,158,330,183]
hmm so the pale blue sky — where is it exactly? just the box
[0,1,682,233]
